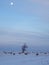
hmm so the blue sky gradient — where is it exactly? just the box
[0,0,49,46]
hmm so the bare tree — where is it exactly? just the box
[22,43,28,53]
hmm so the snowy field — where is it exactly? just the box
[0,52,49,65]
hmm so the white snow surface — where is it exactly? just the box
[0,53,49,65]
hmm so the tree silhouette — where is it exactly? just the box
[22,43,28,53]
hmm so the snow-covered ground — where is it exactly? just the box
[0,52,49,65]
[0,45,49,65]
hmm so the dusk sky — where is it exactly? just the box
[0,0,49,46]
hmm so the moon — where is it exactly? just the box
[10,2,14,6]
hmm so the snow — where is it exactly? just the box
[0,53,49,65]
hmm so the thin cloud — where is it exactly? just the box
[0,29,49,46]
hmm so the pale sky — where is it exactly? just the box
[0,0,49,46]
